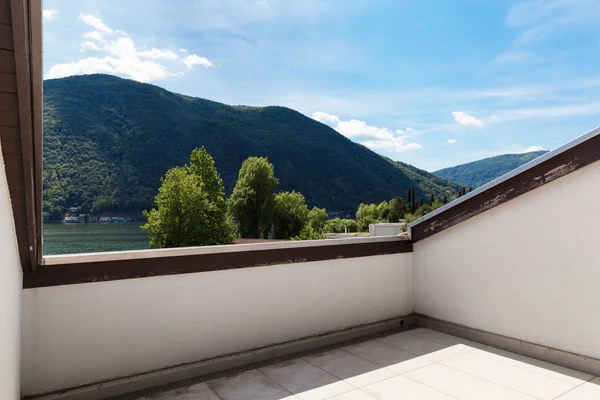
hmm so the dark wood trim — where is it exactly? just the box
[10,0,39,272]
[30,0,42,267]
[0,23,13,50]
[0,0,11,26]
[411,132,600,242]
[0,50,16,73]
[0,72,17,93]
[24,240,413,288]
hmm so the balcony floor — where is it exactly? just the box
[125,328,599,400]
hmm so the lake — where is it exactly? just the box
[43,223,149,255]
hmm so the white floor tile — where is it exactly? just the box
[441,351,577,400]
[303,349,396,387]
[377,331,448,356]
[181,382,222,399]
[361,375,455,400]
[555,377,600,399]
[259,358,342,395]
[294,381,355,400]
[207,370,294,400]
[327,390,378,400]
[472,347,594,385]
[421,343,477,362]
[384,354,435,375]
[343,340,418,367]
[405,362,537,400]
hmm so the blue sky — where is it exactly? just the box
[42,0,600,171]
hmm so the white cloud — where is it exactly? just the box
[520,145,545,153]
[43,9,59,21]
[361,140,423,153]
[312,111,421,153]
[447,139,457,144]
[312,111,340,128]
[79,14,113,35]
[81,41,101,51]
[182,54,214,69]
[47,15,214,82]
[83,31,104,42]
[138,48,179,60]
[179,48,188,54]
[47,39,171,82]
[452,111,484,128]
[397,127,416,134]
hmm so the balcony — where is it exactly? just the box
[109,328,598,400]
[1,6,600,396]
[4,126,597,399]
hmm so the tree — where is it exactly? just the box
[388,196,406,222]
[228,157,279,238]
[429,193,435,206]
[292,225,323,241]
[308,206,328,231]
[323,218,358,233]
[142,148,232,248]
[356,203,380,231]
[377,201,391,222]
[273,191,309,239]
[188,147,232,244]
[142,166,231,248]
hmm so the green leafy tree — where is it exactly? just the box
[273,191,309,239]
[323,218,358,233]
[143,168,229,248]
[142,148,232,248]
[308,206,328,231]
[188,147,232,244]
[388,196,406,222]
[292,225,323,241]
[377,201,391,221]
[228,157,279,238]
[356,203,379,231]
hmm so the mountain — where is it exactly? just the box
[382,156,461,200]
[433,151,548,188]
[42,74,460,220]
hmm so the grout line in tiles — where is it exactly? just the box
[467,351,585,386]
[254,368,299,398]
[337,347,400,375]
[472,347,594,383]
[400,375,461,400]
[322,388,378,400]
[435,355,556,400]
[300,349,358,397]
[551,375,597,399]
[372,337,421,357]
[204,382,225,400]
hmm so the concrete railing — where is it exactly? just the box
[21,251,413,396]
[413,161,600,361]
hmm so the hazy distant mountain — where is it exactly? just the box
[433,151,548,188]
[43,74,460,220]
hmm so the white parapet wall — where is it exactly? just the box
[0,146,22,400]
[21,252,413,396]
[413,160,600,360]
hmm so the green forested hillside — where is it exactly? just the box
[433,151,548,188]
[43,74,460,220]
